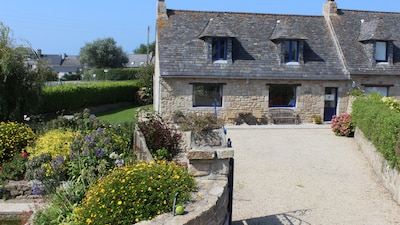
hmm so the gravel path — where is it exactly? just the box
[228,124,400,225]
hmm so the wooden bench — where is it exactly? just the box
[269,108,298,124]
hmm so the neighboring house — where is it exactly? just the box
[125,54,155,68]
[37,49,82,77]
[154,0,400,123]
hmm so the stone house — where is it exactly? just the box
[154,0,400,123]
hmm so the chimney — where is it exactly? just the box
[37,49,42,57]
[323,0,338,17]
[157,0,168,20]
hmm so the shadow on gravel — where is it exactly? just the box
[232,209,312,225]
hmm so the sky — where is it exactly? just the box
[1,0,399,56]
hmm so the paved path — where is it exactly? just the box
[227,124,400,225]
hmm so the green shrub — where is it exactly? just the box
[138,114,182,160]
[74,160,196,225]
[0,153,28,181]
[352,94,400,169]
[0,121,36,164]
[177,112,224,133]
[89,68,140,81]
[40,81,139,113]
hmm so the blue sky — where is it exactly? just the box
[0,0,399,55]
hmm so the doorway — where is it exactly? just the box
[324,87,338,121]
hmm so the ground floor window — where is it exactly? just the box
[269,84,297,107]
[192,83,223,107]
[364,86,388,97]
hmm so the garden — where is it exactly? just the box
[0,105,198,225]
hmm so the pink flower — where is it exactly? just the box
[21,151,28,158]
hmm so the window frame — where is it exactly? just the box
[364,86,389,97]
[212,38,228,61]
[284,40,299,63]
[192,83,223,107]
[375,41,388,62]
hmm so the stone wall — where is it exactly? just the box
[354,128,400,204]
[157,77,351,124]
[134,126,234,225]
[0,180,38,200]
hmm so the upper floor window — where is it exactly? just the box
[212,38,227,61]
[284,40,299,62]
[375,41,388,62]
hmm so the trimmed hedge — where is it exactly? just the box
[40,81,139,113]
[86,68,140,81]
[352,94,400,170]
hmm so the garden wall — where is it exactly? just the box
[134,128,234,225]
[354,128,400,204]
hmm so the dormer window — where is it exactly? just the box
[375,41,388,62]
[212,38,228,61]
[284,40,299,62]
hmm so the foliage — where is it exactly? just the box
[134,41,155,54]
[0,23,47,121]
[68,127,130,187]
[177,112,224,133]
[79,37,128,68]
[86,68,140,81]
[311,114,322,124]
[0,153,28,181]
[26,129,76,160]
[352,94,400,169]
[136,63,154,104]
[40,81,139,113]
[381,96,400,113]
[349,88,364,97]
[331,114,355,137]
[0,121,36,164]
[138,114,182,160]
[73,160,196,225]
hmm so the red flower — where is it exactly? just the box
[21,151,28,159]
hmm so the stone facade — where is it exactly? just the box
[157,77,351,123]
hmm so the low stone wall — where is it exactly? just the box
[0,180,39,200]
[354,128,400,204]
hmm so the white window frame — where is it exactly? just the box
[375,41,387,62]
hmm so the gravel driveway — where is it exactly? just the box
[227,124,400,225]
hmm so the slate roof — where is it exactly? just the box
[330,9,400,75]
[157,10,347,80]
[125,54,150,68]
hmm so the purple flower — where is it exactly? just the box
[31,182,43,195]
[82,150,89,156]
[95,148,105,157]
[96,128,106,135]
[69,152,76,159]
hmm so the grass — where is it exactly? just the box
[96,104,153,124]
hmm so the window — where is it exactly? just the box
[212,38,227,60]
[269,85,296,107]
[375,41,387,62]
[193,84,222,107]
[284,40,299,62]
[364,86,388,97]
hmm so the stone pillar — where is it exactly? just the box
[187,148,234,177]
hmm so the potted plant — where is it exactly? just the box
[311,115,322,124]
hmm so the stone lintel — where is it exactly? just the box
[187,150,215,160]
[216,148,234,159]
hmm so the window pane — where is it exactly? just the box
[269,85,296,107]
[375,42,387,62]
[365,86,388,97]
[193,84,222,107]
[284,41,298,62]
[212,38,227,60]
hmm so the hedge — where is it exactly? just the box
[352,94,400,170]
[85,68,140,81]
[40,81,139,113]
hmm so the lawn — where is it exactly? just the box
[96,104,153,124]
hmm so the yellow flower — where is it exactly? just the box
[118,200,122,205]
[86,218,92,224]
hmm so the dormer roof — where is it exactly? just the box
[270,18,308,41]
[358,18,394,42]
[198,15,236,39]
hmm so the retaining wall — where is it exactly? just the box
[354,128,400,204]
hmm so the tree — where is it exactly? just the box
[134,41,155,54]
[79,37,128,68]
[0,23,46,121]
[136,63,154,104]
